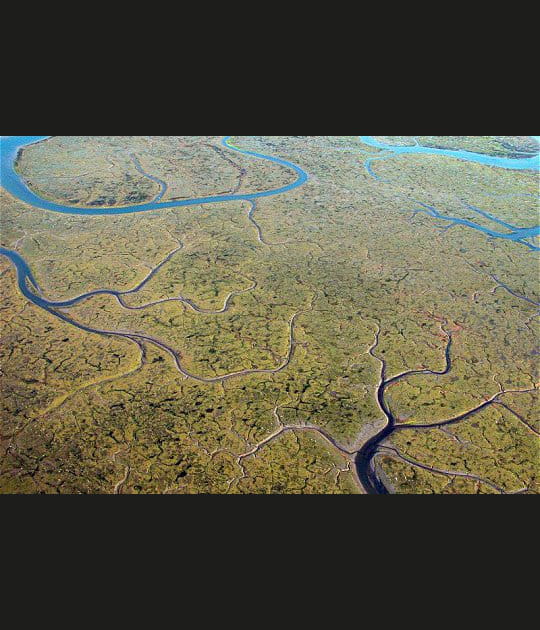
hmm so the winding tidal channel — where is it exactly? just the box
[1,135,538,494]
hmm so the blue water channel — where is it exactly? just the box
[358,136,539,250]
[358,136,540,170]
[0,136,308,215]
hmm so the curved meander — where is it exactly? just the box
[1,135,539,494]
[0,136,308,215]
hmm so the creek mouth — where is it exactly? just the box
[355,430,393,494]
[354,332,453,495]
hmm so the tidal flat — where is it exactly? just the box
[0,135,538,494]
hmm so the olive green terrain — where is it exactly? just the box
[1,135,538,493]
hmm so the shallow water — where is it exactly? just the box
[358,136,540,170]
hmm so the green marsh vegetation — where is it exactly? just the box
[1,136,538,493]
